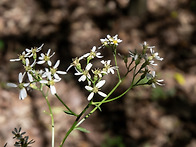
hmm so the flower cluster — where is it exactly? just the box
[67,42,119,101]
[128,41,164,88]
[8,44,66,100]
[100,34,122,48]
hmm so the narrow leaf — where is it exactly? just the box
[75,127,90,133]
[64,110,75,116]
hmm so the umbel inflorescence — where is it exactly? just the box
[7,34,164,147]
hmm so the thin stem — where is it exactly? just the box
[76,78,123,127]
[100,76,144,103]
[113,48,121,80]
[55,93,77,116]
[41,91,54,147]
[60,102,92,147]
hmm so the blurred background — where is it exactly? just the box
[0,0,196,146]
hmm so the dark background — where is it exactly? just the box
[0,0,196,146]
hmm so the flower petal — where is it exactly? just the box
[85,86,93,91]
[50,85,56,95]
[19,88,27,100]
[96,80,105,88]
[98,91,107,97]
[87,92,94,101]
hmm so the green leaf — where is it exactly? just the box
[95,104,102,112]
[75,127,90,133]
[63,110,75,116]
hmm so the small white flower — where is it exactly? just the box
[85,80,107,101]
[23,58,36,82]
[82,46,103,60]
[10,51,27,64]
[40,73,61,95]
[7,72,29,100]
[149,47,163,61]
[50,60,67,79]
[92,69,102,79]
[129,50,138,61]
[25,44,44,58]
[146,71,164,88]
[108,34,122,46]
[75,63,92,82]
[37,49,55,66]
[100,34,122,47]
[101,60,117,74]
[100,38,109,47]
[66,56,84,72]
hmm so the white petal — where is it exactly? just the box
[66,65,73,72]
[91,46,96,52]
[50,85,56,95]
[19,88,27,100]
[7,83,17,87]
[37,60,45,64]
[85,86,93,91]
[86,63,92,70]
[151,71,156,77]
[37,44,44,51]
[98,91,107,97]
[40,80,48,84]
[54,78,61,82]
[101,60,105,64]
[157,79,164,82]
[47,49,51,56]
[26,58,29,66]
[10,59,20,62]
[96,80,105,88]
[107,60,111,65]
[152,83,156,88]
[27,72,33,82]
[48,60,52,66]
[87,92,94,101]
[56,71,67,74]
[79,75,86,82]
[19,73,23,83]
[54,73,60,79]
[54,60,60,69]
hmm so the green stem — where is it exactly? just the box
[76,78,123,127]
[60,102,92,147]
[55,93,77,116]
[41,91,54,147]
[100,76,144,103]
[113,48,121,80]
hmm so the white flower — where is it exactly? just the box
[7,72,29,100]
[10,51,27,64]
[66,56,84,72]
[92,69,102,79]
[146,71,164,88]
[85,80,107,101]
[100,38,109,47]
[24,58,36,82]
[129,50,138,61]
[101,60,117,74]
[40,73,61,95]
[25,44,44,58]
[82,46,103,60]
[107,34,122,46]
[140,41,148,47]
[50,60,67,79]
[37,49,55,66]
[100,34,122,47]
[149,47,163,61]
[75,63,92,82]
